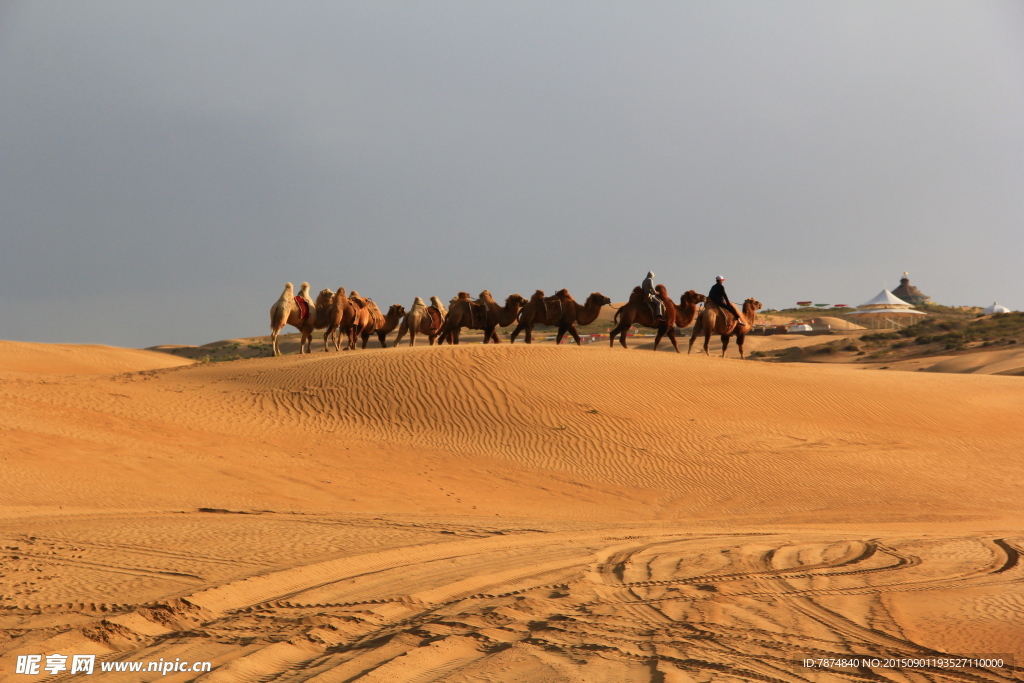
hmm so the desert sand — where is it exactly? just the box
[2,340,1023,681]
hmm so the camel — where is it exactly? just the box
[608,284,681,352]
[509,290,553,344]
[516,289,611,345]
[344,293,395,350]
[395,297,446,346]
[688,297,762,359]
[675,290,707,330]
[437,291,528,345]
[269,282,317,356]
[321,287,358,352]
[373,304,407,348]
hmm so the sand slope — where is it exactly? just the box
[0,341,193,375]
[2,343,1023,680]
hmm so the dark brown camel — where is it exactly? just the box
[688,297,762,358]
[509,290,553,344]
[608,284,681,352]
[437,291,527,345]
[530,289,611,345]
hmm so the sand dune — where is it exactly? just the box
[2,342,1023,680]
[0,340,193,375]
[924,347,1024,376]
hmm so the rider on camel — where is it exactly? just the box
[642,271,665,322]
[708,275,745,326]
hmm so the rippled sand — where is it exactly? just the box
[2,341,1022,681]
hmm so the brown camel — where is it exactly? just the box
[688,297,762,359]
[675,290,707,330]
[528,289,611,345]
[438,291,527,345]
[372,304,407,348]
[269,282,317,356]
[345,294,394,350]
[322,287,358,352]
[608,284,681,352]
[395,297,446,346]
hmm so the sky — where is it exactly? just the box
[1,1,1022,348]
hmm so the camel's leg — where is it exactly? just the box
[567,324,582,346]
[489,329,501,344]
[509,323,524,344]
[608,323,628,349]
[408,329,417,347]
[736,332,745,359]
[720,335,730,357]
[703,329,712,356]
[525,324,534,344]
[394,322,407,347]
[324,325,335,352]
[653,327,664,351]
[667,326,679,353]
[687,323,701,354]
[361,332,372,350]
[271,329,280,356]
[377,331,388,348]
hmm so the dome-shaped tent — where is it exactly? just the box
[844,289,927,329]
[983,302,1011,315]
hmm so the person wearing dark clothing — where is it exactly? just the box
[708,275,745,325]
[642,271,664,320]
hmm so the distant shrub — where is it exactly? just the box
[842,344,860,352]
[813,346,837,355]
[862,332,899,342]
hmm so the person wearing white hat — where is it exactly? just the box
[708,275,745,326]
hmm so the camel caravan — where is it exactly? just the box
[269,278,760,358]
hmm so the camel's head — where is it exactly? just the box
[315,288,335,307]
[680,290,706,306]
[587,292,612,308]
[744,298,763,313]
[506,293,528,307]
[387,304,407,319]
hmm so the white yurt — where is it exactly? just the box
[983,302,1011,315]
[844,290,928,329]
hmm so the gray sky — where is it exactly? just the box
[2,1,1022,348]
